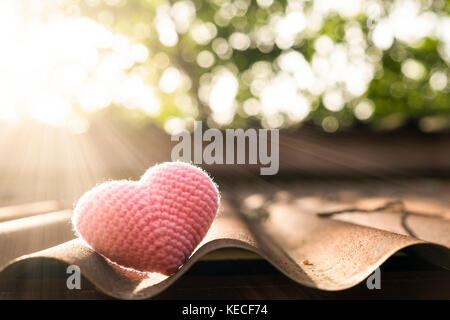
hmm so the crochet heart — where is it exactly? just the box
[72,162,219,275]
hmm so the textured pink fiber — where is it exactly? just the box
[72,162,219,275]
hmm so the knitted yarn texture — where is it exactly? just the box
[72,162,220,275]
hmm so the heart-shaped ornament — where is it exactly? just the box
[72,162,220,275]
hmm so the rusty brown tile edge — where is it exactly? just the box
[1,201,449,299]
[1,235,448,299]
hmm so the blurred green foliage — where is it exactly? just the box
[74,0,449,132]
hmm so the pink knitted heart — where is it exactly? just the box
[72,162,219,275]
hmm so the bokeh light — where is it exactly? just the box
[0,0,448,133]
